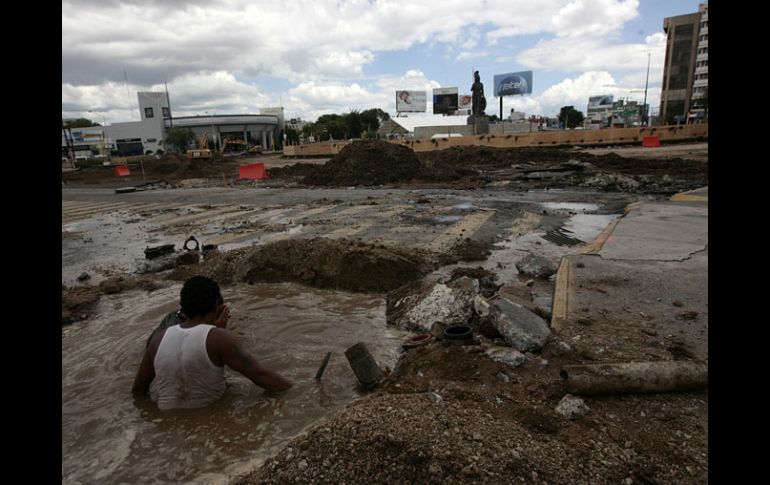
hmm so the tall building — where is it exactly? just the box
[660,1,708,123]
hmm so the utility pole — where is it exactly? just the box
[643,52,650,126]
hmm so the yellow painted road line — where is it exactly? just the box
[323,205,408,240]
[323,221,375,239]
[428,210,496,252]
[670,194,708,202]
[550,257,573,332]
[61,202,131,215]
[150,206,240,225]
[580,217,622,255]
[509,211,541,235]
[202,208,291,246]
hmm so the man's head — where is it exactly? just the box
[180,276,223,318]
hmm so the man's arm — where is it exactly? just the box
[132,330,162,396]
[211,329,293,392]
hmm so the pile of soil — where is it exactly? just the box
[62,153,241,185]
[62,276,164,325]
[265,144,707,193]
[240,341,707,485]
[301,140,425,186]
[267,162,322,179]
[236,238,433,293]
[438,238,494,265]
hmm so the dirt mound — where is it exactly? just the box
[167,248,252,285]
[236,238,432,293]
[301,140,425,186]
[438,238,494,265]
[267,162,321,179]
[62,276,165,325]
[240,341,707,485]
[418,146,579,170]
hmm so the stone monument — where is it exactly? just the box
[468,70,489,134]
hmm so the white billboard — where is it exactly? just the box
[396,90,427,112]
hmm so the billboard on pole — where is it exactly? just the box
[493,71,533,96]
[396,90,427,112]
[433,87,458,114]
[588,95,614,110]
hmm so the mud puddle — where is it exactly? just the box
[62,282,407,484]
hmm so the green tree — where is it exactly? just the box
[64,118,100,128]
[285,127,300,145]
[360,108,390,136]
[344,110,363,139]
[558,106,585,129]
[164,127,196,152]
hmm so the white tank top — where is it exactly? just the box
[150,324,226,410]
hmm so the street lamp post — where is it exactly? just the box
[643,52,650,126]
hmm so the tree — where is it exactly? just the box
[558,106,585,129]
[164,127,196,152]
[64,118,100,128]
[285,127,300,145]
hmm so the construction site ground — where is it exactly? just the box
[62,141,708,484]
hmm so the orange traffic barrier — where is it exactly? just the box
[642,136,661,147]
[239,163,267,180]
[114,165,131,176]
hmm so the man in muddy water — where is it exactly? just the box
[132,275,293,410]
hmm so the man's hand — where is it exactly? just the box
[214,304,230,329]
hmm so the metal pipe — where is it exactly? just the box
[560,361,707,396]
[344,342,381,390]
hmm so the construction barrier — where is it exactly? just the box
[114,165,130,177]
[239,163,267,180]
[283,123,708,157]
[642,136,661,147]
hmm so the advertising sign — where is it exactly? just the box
[457,94,472,113]
[432,87,459,114]
[396,90,427,112]
[588,95,614,110]
[493,71,533,96]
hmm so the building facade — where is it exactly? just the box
[660,1,708,123]
[63,92,282,161]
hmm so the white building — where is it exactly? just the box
[62,92,282,159]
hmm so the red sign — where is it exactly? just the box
[114,165,130,176]
[239,163,267,180]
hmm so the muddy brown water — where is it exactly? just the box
[62,282,406,484]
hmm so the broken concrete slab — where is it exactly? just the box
[555,394,590,419]
[515,254,558,279]
[487,297,552,352]
[388,277,480,333]
[485,347,527,369]
[582,173,640,192]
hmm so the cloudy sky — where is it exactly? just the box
[62,0,703,125]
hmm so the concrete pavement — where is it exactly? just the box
[552,187,708,362]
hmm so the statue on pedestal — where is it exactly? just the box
[471,71,487,117]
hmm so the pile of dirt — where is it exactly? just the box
[438,238,494,265]
[267,162,321,179]
[240,341,707,485]
[62,276,165,325]
[236,238,433,293]
[62,153,241,185]
[301,140,425,186]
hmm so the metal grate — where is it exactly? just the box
[542,228,584,246]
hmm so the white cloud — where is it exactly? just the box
[517,30,666,73]
[62,0,662,121]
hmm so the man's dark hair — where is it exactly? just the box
[180,276,223,318]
